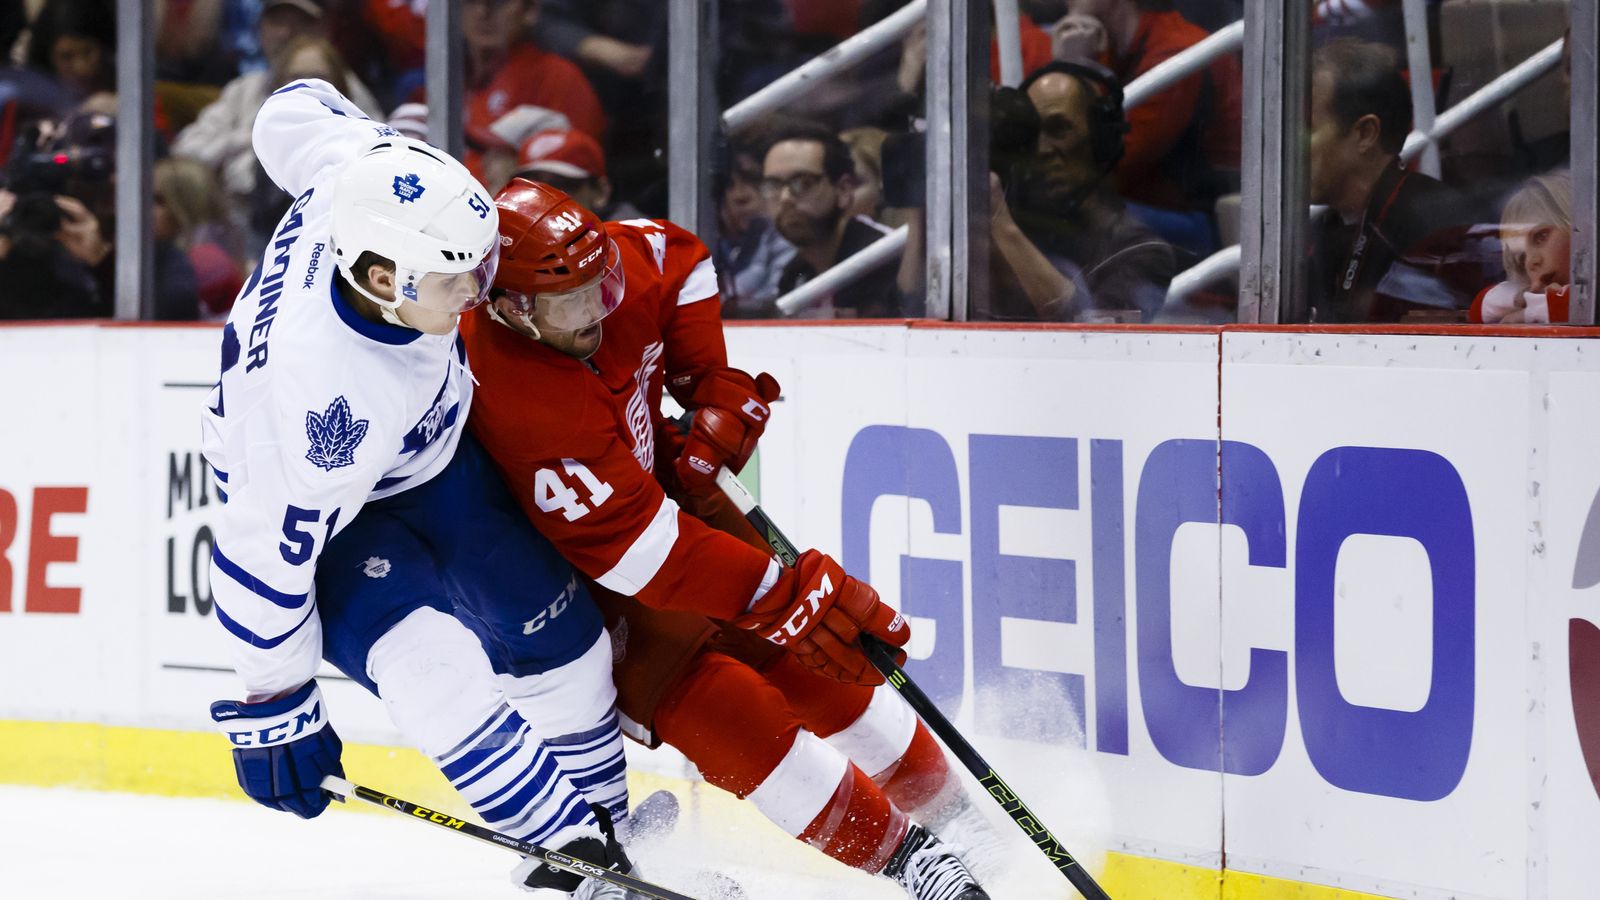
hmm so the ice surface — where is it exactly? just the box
[0,780,1097,899]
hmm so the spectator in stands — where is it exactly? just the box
[173,5,383,216]
[529,0,787,213]
[1471,170,1572,325]
[715,139,797,318]
[991,66,1173,321]
[0,110,199,320]
[509,128,644,221]
[840,126,890,224]
[153,156,246,320]
[460,0,605,179]
[1051,0,1242,256]
[238,34,374,247]
[0,187,106,319]
[894,16,1059,101]
[762,120,903,318]
[24,0,116,102]
[155,0,228,85]
[1306,38,1478,322]
[363,0,427,90]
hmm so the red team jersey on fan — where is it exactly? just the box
[462,219,774,621]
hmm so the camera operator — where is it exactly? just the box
[998,63,1174,321]
[0,189,106,319]
[0,112,199,321]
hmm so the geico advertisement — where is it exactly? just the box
[727,326,1595,899]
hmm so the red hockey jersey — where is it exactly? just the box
[462,219,775,621]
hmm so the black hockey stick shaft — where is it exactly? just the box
[859,638,1112,900]
[320,777,702,900]
[706,466,1113,899]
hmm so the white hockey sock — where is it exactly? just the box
[498,631,629,827]
[434,703,604,847]
[366,608,607,848]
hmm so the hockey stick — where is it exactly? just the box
[708,464,1114,900]
[320,776,703,900]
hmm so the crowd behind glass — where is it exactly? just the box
[0,0,1581,326]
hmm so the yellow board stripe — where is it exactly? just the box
[0,720,1395,899]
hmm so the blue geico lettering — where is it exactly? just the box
[842,428,1475,801]
[1136,440,1287,775]
[842,427,964,709]
[1295,446,1474,801]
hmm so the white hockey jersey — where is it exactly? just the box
[201,80,477,698]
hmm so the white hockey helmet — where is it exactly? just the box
[330,136,501,327]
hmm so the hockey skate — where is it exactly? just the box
[922,793,1010,882]
[883,823,992,900]
[515,806,640,899]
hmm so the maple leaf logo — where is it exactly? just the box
[392,173,425,204]
[305,396,370,471]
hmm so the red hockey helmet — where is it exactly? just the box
[492,178,625,333]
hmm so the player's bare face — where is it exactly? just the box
[492,242,624,358]
[543,322,604,359]
[395,302,460,335]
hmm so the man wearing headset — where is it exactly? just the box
[987,62,1175,321]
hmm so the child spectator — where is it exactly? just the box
[1471,171,1572,325]
[240,34,374,247]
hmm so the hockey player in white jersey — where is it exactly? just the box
[201,79,636,897]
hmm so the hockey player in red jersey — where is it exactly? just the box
[460,180,998,899]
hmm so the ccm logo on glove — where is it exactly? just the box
[735,550,910,685]
[211,679,345,818]
[214,687,328,747]
[675,369,781,494]
[741,398,770,421]
[770,572,834,644]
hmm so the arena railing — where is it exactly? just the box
[719,1,928,135]
[1399,39,1567,167]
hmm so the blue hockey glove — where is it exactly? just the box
[211,680,344,819]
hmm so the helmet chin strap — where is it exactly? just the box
[345,271,414,329]
[488,302,542,341]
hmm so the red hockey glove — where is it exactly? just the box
[733,550,910,686]
[675,368,781,495]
